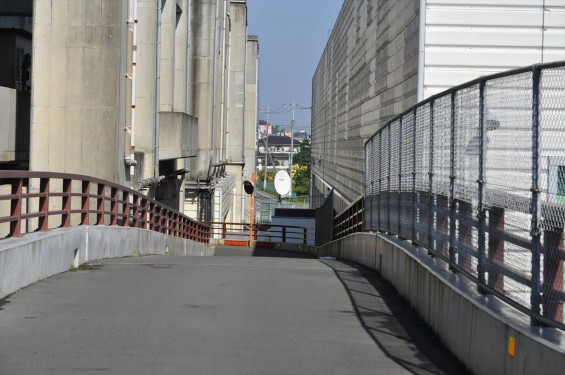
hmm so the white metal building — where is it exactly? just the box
[311,0,565,212]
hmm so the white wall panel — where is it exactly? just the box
[423,0,565,98]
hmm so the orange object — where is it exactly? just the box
[508,336,516,357]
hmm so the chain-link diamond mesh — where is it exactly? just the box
[363,62,565,328]
[539,66,565,324]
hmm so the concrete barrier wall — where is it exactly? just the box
[0,226,213,300]
[305,233,565,375]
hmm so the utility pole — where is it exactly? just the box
[263,105,271,189]
[288,99,296,198]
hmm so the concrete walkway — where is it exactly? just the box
[0,247,468,374]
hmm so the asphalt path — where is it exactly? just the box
[0,247,468,374]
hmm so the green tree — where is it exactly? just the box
[293,138,311,165]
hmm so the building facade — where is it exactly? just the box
[0,0,258,223]
[311,0,565,212]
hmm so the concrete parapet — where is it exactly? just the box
[305,233,565,375]
[0,226,213,300]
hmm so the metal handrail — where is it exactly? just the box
[0,171,210,243]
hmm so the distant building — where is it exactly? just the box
[257,135,301,171]
[258,123,273,136]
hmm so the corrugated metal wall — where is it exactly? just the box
[311,0,420,210]
[423,0,565,97]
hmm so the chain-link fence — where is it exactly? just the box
[364,61,565,329]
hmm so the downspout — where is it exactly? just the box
[220,11,230,163]
[131,0,138,184]
[417,0,426,101]
[211,0,221,166]
[154,0,162,178]
[184,0,191,174]
[242,35,247,164]
[242,38,249,227]
[185,0,191,113]
[224,11,232,162]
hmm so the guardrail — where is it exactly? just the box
[0,171,210,243]
[333,197,364,240]
[364,61,565,329]
[205,221,312,245]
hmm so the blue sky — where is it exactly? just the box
[247,0,344,133]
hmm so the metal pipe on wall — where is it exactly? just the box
[154,0,163,178]
[417,0,426,101]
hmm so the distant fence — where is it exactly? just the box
[0,171,210,243]
[364,61,565,329]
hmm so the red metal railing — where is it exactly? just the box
[205,221,312,246]
[0,171,210,243]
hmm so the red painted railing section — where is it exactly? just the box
[0,171,210,243]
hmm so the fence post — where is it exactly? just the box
[97,184,105,225]
[477,79,487,293]
[110,187,118,226]
[39,177,50,231]
[530,66,542,324]
[412,107,417,243]
[449,91,456,269]
[9,178,23,237]
[81,180,90,225]
[282,226,287,243]
[428,99,435,255]
[61,179,72,228]
[398,117,403,236]
[122,191,130,227]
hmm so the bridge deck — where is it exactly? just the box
[0,248,467,374]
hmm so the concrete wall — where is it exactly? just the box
[311,0,420,210]
[30,0,125,183]
[305,233,565,375]
[0,86,16,161]
[0,226,213,301]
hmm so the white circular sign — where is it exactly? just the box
[274,170,291,196]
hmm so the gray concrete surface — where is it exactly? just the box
[0,226,212,300]
[306,233,565,375]
[0,249,467,375]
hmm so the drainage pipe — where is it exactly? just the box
[417,0,426,101]
[154,0,162,178]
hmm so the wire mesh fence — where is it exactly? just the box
[364,61,565,329]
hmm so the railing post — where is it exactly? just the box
[132,195,140,228]
[449,91,456,269]
[428,99,435,254]
[488,206,505,291]
[9,178,23,237]
[398,117,403,236]
[39,177,50,231]
[81,180,90,225]
[303,227,307,245]
[122,191,130,227]
[387,126,391,233]
[530,66,542,324]
[97,184,105,225]
[412,107,417,243]
[282,226,287,243]
[110,187,118,226]
[477,79,487,293]
[61,179,72,228]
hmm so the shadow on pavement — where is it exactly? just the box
[213,245,317,259]
[322,259,471,375]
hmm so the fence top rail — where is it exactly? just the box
[335,195,364,218]
[205,222,315,230]
[364,59,565,147]
[0,170,209,228]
